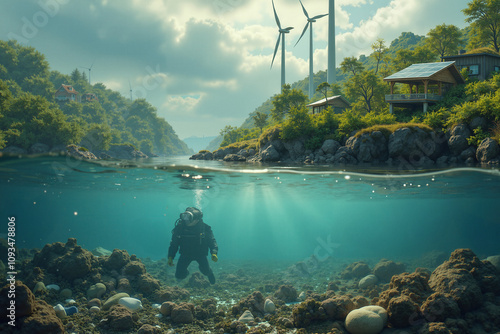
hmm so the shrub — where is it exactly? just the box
[467,127,490,146]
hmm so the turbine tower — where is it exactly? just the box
[271,0,293,91]
[80,61,94,85]
[327,0,336,84]
[295,0,328,99]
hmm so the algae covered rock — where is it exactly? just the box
[238,310,254,323]
[322,295,355,320]
[373,259,406,282]
[32,238,96,281]
[87,283,106,299]
[274,284,298,303]
[359,274,378,289]
[387,294,420,328]
[0,281,36,318]
[107,304,134,331]
[292,298,326,328]
[105,249,131,270]
[19,300,65,333]
[421,292,460,322]
[341,261,371,279]
[160,301,175,316]
[171,302,194,323]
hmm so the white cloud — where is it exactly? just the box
[164,95,203,113]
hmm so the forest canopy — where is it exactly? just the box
[0,39,190,155]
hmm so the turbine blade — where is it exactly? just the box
[299,0,309,19]
[284,27,294,31]
[312,13,328,20]
[271,33,281,68]
[272,0,282,29]
[295,22,309,46]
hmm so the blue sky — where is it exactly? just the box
[1,0,471,139]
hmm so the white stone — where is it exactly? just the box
[360,305,388,326]
[359,274,378,289]
[46,284,60,291]
[89,306,100,313]
[298,291,306,301]
[65,299,76,305]
[53,304,67,318]
[238,310,254,323]
[345,308,384,334]
[118,297,143,312]
[264,299,276,313]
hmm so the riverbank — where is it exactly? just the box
[191,124,500,170]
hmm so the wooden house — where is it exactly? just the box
[384,61,465,113]
[81,93,99,103]
[54,84,80,103]
[306,95,350,114]
[442,49,500,81]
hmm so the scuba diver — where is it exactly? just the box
[167,207,218,284]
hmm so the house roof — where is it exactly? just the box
[306,95,350,108]
[383,61,465,85]
[442,52,500,60]
[57,84,79,95]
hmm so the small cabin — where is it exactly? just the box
[55,84,80,102]
[442,49,500,81]
[306,95,350,114]
[81,93,99,103]
[384,61,465,113]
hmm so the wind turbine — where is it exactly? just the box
[80,61,94,85]
[295,0,328,99]
[327,0,336,84]
[128,80,133,101]
[271,0,293,91]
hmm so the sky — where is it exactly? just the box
[1,0,471,139]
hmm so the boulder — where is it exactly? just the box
[223,153,246,162]
[347,132,388,163]
[485,255,500,272]
[476,138,500,163]
[373,259,406,282]
[160,301,176,316]
[469,117,487,130]
[122,260,146,276]
[18,300,65,333]
[321,295,356,320]
[171,303,194,323]
[421,292,460,322]
[260,144,281,162]
[387,294,420,328]
[105,249,131,270]
[345,307,385,334]
[87,283,106,299]
[1,146,28,155]
[320,139,341,155]
[29,143,50,154]
[359,274,378,289]
[448,135,470,156]
[341,261,371,279]
[451,124,471,137]
[108,304,134,331]
[238,310,254,323]
[264,298,276,313]
[274,285,297,303]
[333,147,358,165]
[0,281,36,318]
[66,145,97,160]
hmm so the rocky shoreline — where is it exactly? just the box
[0,143,152,161]
[191,123,500,169]
[0,238,499,333]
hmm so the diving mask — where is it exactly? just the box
[180,211,194,224]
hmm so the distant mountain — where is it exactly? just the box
[183,136,217,153]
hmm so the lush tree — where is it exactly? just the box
[344,70,389,114]
[316,82,332,101]
[371,38,389,75]
[270,84,308,122]
[80,123,113,151]
[9,41,50,84]
[426,24,464,59]
[22,75,55,101]
[340,57,365,76]
[0,93,82,148]
[463,0,500,52]
[280,106,314,141]
[252,111,268,134]
[392,46,438,72]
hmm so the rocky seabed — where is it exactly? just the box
[1,237,500,334]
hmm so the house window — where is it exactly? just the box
[494,66,500,73]
[468,65,479,75]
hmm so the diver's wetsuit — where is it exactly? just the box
[168,220,218,284]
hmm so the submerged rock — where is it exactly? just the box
[238,310,255,323]
[118,297,143,312]
[171,303,194,323]
[341,261,371,279]
[359,274,378,289]
[103,292,130,310]
[345,306,386,334]
[87,283,106,299]
[373,259,406,282]
[107,304,134,331]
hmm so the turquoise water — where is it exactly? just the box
[1,155,499,263]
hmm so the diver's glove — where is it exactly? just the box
[167,257,174,267]
[211,254,218,262]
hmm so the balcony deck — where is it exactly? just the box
[385,93,443,103]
